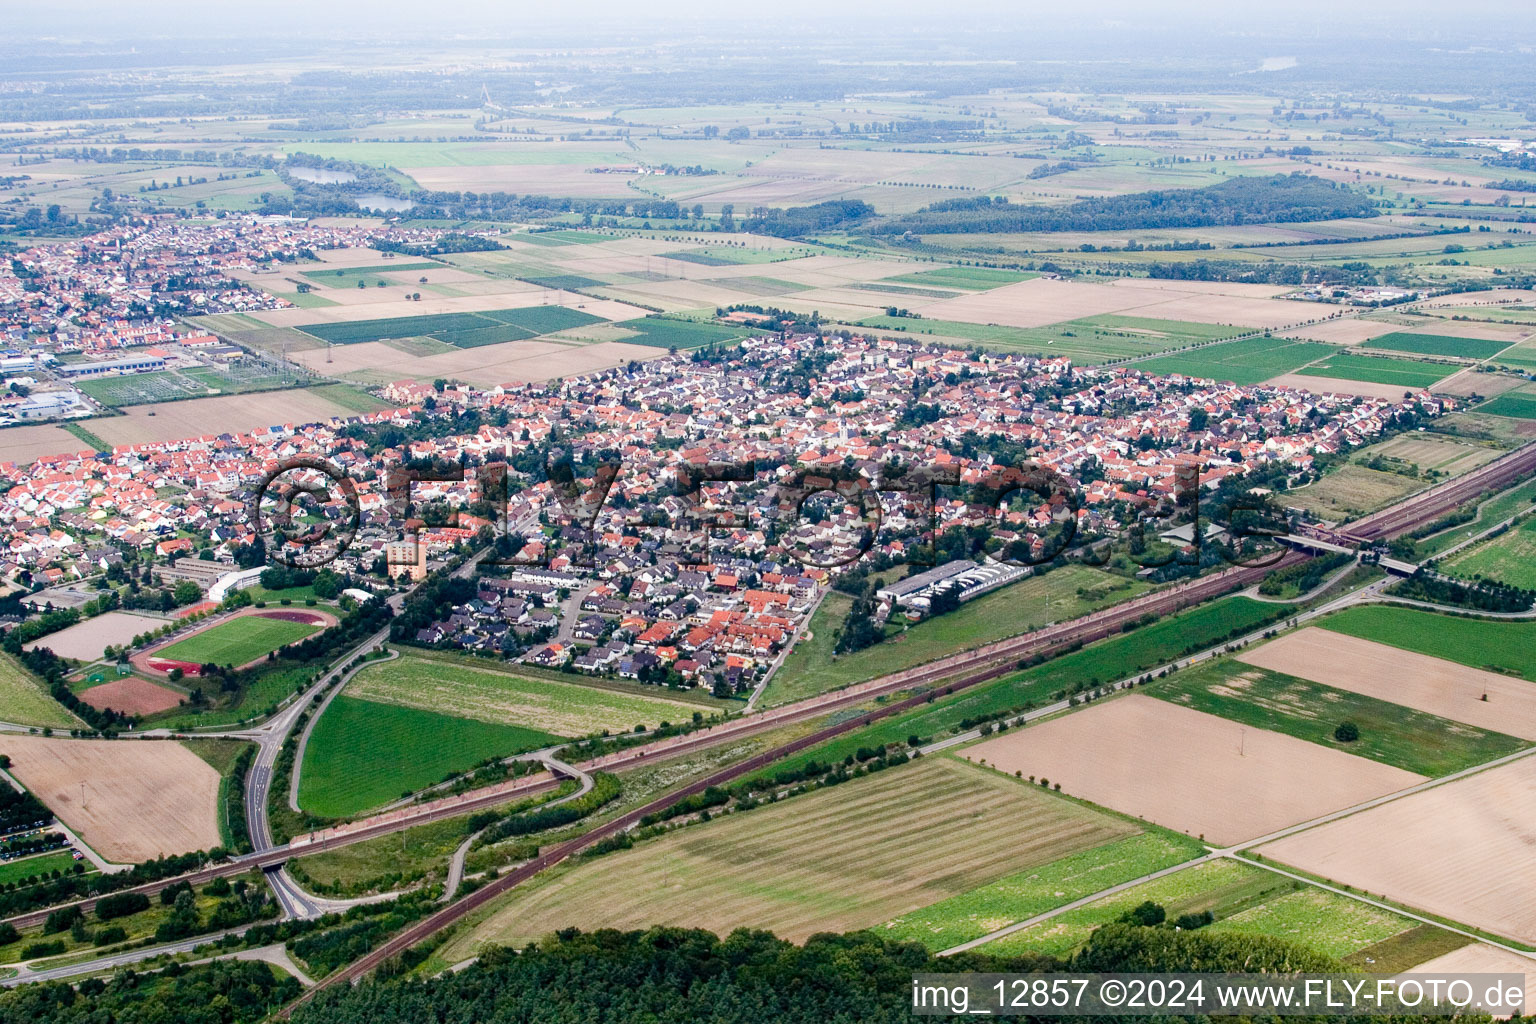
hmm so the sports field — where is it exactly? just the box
[962,694,1423,845]
[1444,516,1536,590]
[881,831,1203,950]
[1295,352,1450,389]
[450,757,1139,951]
[1362,332,1513,359]
[298,695,561,817]
[0,652,77,729]
[346,653,701,735]
[981,859,1412,960]
[1151,658,1526,776]
[1258,756,1536,944]
[152,613,324,669]
[1135,336,1335,385]
[1318,605,1536,680]
[297,305,605,347]
[761,566,1145,706]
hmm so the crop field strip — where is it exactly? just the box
[1148,658,1528,776]
[449,757,1142,951]
[977,858,1416,959]
[1362,332,1514,359]
[854,313,1258,364]
[1476,389,1536,419]
[294,305,606,347]
[297,695,562,818]
[882,267,1037,290]
[1134,336,1336,385]
[1295,352,1452,389]
[345,653,704,736]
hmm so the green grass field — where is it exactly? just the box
[980,859,1410,960]
[1476,390,1536,420]
[347,653,701,735]
[518,274,604,290]
[1296,352,1451,389]
[1362,332,1512,360]
[296,306,604,347]
[0,652,77,729]
[1150,660,1526,776]
[761,566,1146,706]
[616,316,757,349]
[1443,516,1536,589]
[663,246,810,266]
[298,695,561,817]
[881,830,1204,950]
[1319,605,1536,679]
[883,267,1037,290]
[448,757,1140,953]
[0,851,83,888]
[154,615,323,668]
[1136,336,1336,385]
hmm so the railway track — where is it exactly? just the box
[1346,441,1536,541]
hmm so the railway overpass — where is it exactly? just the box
[1277,533,1420,576]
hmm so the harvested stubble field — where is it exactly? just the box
[1152,657,1526,776]
[1283,319,1402,344]
[962,694,1424,846]
[1354,434,1501,476]
[82,390,372,448]
[1266,373,1420,401]
[346,654,700,735]
[1416,944,1536,1011]
[0,424,90,467]
[290,337,661,387]
[1236,628,1536,742]
[1258,755,1536,944]
[0,652,78,729]
[450,757,1138,952]
[23,610,166,662]
[298,696,561,817]
[0,735,221,861]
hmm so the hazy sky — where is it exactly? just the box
[4,0,1529,44]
